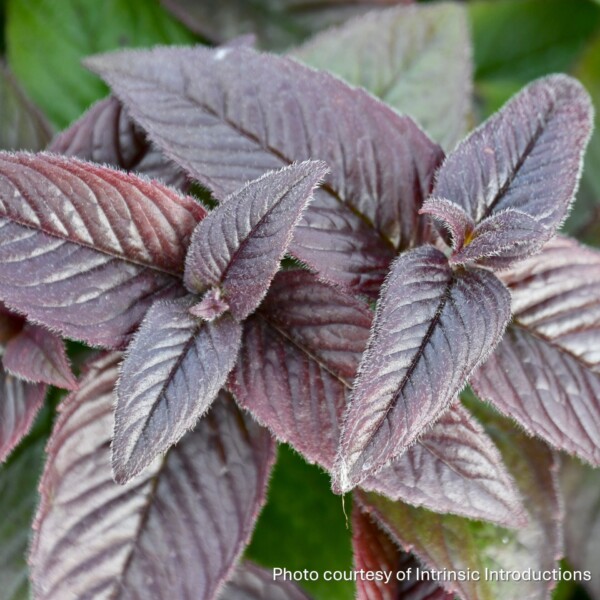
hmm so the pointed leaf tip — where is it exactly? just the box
[113,298,242,482]
[184,160,328,320]
[433,74,594,250]
[336,246,511,488]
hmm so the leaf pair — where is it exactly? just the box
[336,75,593,490]
[421,75,593,269]
[115,160,327,482]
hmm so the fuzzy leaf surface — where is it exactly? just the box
[230,270,524,526]
[358,413,562,600]
[336,246,511,489]
[419,197,474,251]
[293,2,471,150]
[115,298,242,482]
[31,354,276,600]
[560,457,600,598]
[49,96,187,189]
[218,562,312,600]
[0,369,45,463]
[0,64,52,151]
[352,506,453,600]
[433,75,593,243]
[3,323,76,389]
[184,161,327,319]
[161,0,408,49]
[472,236,600,465]
[0,152,205,347]
[0,437,45,600]
[87,45,443,294]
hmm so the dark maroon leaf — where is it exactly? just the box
[358,412,562,600]
[31,354,275,600]
[3,323,76,390]
[49,96,187,189]
[0,63,52,151]
[0,302,24,344]
[560,456,600,598]
[184,160,328,320]
[433,75,593,244]
[114,297,243,483]
[352,506,453,600]
[336,246,511,490]
[472,236,600,465]
[0,152,205,348]
[87,45,443,295]
[449,209,546,269]
[0,369,45,463]
[219,562,312,600]
[230,270,524,526]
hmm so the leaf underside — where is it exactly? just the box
[31,353,276,600]
[114,298,243,482]
[472,236,600,465]
[184,160,328,320]
[3,323,76,390]
[229,270,525,526]
[87,45,444,296]
[352,506,453,600]
[0,152,205,348]
[336,245,511,489]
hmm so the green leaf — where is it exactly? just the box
[0,64,52,151]
[292,3,472,151]
[6,0,198,128]
[357,403,562,600]
[566,33,600,246]
[0,438,45,600]
[246,445,354,600]
[470,0,600,117]
[561,457,600,599]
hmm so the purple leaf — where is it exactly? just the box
[229,270,524,526]
[472,236,600,465]
[184,161,328,320]
[86,45,443,294]
[352,506,453,600]
[49,95,187,189]
[419,197,474,250]
[449,209,547,269]
[219,562,313,600]
[361,403,526,528]
[0,152,205,348]
[0,64,52,151]
[560,457,600,598]
[357,413,562,600]
[336,246,511,490]
[0,368,45,463]
[433,75,593,241]
[292,2,472,151]
[114,297,243,482]
[31,353,276,600]
[3,323,76,390]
